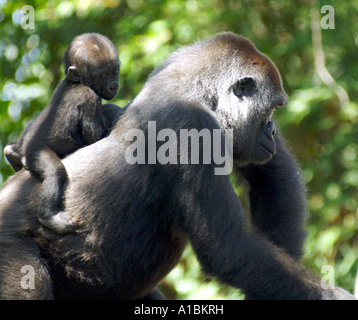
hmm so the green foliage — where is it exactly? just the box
[0,0,357,299]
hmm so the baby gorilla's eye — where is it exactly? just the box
[233,77,255,98]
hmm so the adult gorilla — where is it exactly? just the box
[0,32,353,299]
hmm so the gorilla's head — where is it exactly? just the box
[64,33,120,100]
[137,32,288,166]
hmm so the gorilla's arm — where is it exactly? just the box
[172,145,320,299]
[238,132,307,260]
[165,107,353,300]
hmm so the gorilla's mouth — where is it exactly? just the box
[258,124,277,156]
[259,141,276,156]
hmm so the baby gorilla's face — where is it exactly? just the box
[90,61,120,100]
[64,33,121,100]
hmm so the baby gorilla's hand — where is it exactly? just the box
[38,211,76,235]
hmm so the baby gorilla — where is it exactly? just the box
[4,33,121,234]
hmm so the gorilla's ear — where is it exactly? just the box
[68,66,80,83]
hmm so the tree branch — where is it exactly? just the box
[310,7,350,108]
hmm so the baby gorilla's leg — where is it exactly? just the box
[27,146,76,234]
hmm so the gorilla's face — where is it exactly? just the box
[65,33,120,101]
[215,68,287,166]
[90,61,120,100]
[211,36,288,166]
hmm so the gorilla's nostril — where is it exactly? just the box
[107,81,119,93]
[267,121,276,137]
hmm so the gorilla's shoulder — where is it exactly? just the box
[127,99,222,133]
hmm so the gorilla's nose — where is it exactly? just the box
[107,81,119,93]
[264,121,276,140]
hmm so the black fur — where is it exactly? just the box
[4,33,121,234]
[0,32,354,299]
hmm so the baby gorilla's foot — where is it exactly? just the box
[4,144,24,172]
[38,211,76,235]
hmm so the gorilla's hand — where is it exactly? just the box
[321,287,356,300]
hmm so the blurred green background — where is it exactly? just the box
[0,0,357,299]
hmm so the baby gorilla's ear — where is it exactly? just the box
[67,66,80,83]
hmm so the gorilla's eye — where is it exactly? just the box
[233,77,255,98]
